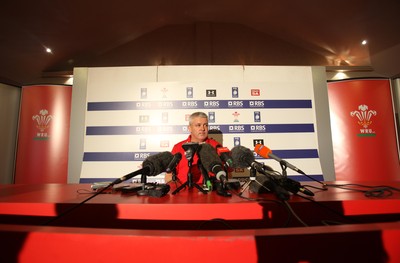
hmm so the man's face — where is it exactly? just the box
[188,117,208,142]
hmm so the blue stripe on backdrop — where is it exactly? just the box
[83,152,135,161]
[86,125,182,135]
[285,174,324,182]
[84,152,159,161]
[255,149,319,159]
[264,124,314,133]
[83,149,319,162]
[86,124,315,135]
[87,99,312,111]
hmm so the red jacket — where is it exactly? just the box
[171,135,221,185]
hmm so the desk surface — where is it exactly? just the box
[0,181,399,229]
[1,180,399,203]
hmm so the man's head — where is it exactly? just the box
[188,112,209,143]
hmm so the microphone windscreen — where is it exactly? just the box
[198,143,221,170]
[142,151,174,176]
[231,145,254,168]
[254,144,272,158]
[165,152,182,173]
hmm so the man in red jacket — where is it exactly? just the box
[165,112,221,187]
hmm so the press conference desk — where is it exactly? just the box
[0,181,399,263]
[0,181,399,229]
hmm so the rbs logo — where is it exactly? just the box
[228,101,244,107]
[209,125,220,130]
[229,125,245,132]
[204,101,219,107]
[182,101,198,107]
[134,152,151,160]
[250,125,266,132]
[249,101,265,107]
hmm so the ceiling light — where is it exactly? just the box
[333,72,348,80]
[45,47,52,53]
[361,40,367,45]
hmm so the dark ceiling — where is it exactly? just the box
[1,0,400,86]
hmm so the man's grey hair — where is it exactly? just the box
[188,112,208,125]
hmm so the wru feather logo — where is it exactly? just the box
[32,109,53,139]
[350,104,377,137]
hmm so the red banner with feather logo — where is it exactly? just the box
[15,85,72,183]
[328,79,400,181]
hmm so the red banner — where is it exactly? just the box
[15,85,72,183]
[328,79,400,181]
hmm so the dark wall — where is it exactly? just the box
[0,84,20,184]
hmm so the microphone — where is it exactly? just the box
[231,145,289,200]
[142,151,175,176]
[182,142,200,160]
[231,145,273,175]
[254,144,306,175]
[165,152,182,173]
[249,174,272,194]
[253,174,291,200]
[216,146,234,169]
[112,151,174,185]
[198,143,227,184]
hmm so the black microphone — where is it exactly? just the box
[112,151,174,185]
[280,177,314,196]
[111,168,150,185]
[142,151,175,176]
[254,174,291,200]
[182,142,200,160]
[165,152,182,173]
[198,143,227,184]
[231,145,273,175]
[231,145,289,200]
[254,144,306,175]
[265,177,290,200]
[249,174,272,194]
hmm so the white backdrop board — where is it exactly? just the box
[73,66,327,183]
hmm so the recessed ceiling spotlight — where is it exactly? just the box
[45,47,53,53]
[361,40,368,45]
[333,72,348,80]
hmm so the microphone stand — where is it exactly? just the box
[239,167,256,195]
[278,160,314,197]
[172,153,207,195]
[137,173,151,196]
